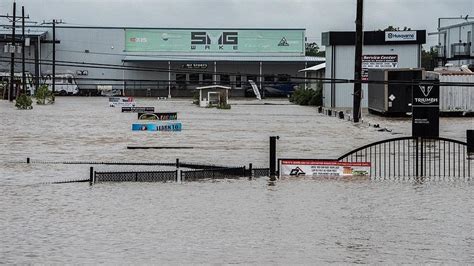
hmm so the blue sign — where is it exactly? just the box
[132,123,182,132]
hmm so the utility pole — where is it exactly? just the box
[52,19,56,96]
[9,2,16,102]
[21,6,26,95]
[353,0,364,123]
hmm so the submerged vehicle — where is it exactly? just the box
[42,73,79,95]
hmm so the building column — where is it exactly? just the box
[168,61,171,98]
[259,61,263,97]
[213,61,217,85]
[304,62,307,90]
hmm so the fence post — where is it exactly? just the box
[176,158,181,183]
[467,130,474,154]
[420,138,424,177]
[27,157,30,164]
[89,167,93,185]
[248,163,253,179]
[415,138,419,177]
[270,136,279,181]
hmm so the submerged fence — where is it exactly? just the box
[338,136,472,179]
[90,164,269,184]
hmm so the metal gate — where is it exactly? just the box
[338,137,472,178]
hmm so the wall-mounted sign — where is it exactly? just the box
[122,107,155,113]
[412,82,439,137]
[125,29,304,54]
[132,123,182,132]
[362,55,398,80]
[385,31,417,42]
[138,112,177,120]
[181,63,208,69]
[279,160,371,178]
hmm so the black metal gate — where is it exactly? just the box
[338,137,472,178]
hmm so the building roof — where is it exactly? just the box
[196,85,231,90]
[123,55,325,62]
[299,63,326,72]
[0,27,48,38]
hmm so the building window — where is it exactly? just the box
[277,74,290,82]
[176,74,186,85]
[235,75,242,87]
[203,73,213,84]
[189,73,199,85]
[220,74,230,85]
[264,75,275,84]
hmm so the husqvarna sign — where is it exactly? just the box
[385,31,417,41]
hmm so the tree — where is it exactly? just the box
[35,85,54,105]
[421,48,437,71]
[305,42,320,56]
[305,42,326,57]
[378,26,412,31]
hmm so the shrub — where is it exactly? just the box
[15,94,33,109]
[35,85,54,105]
[289,84,322,107]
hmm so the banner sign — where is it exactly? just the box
[362,55,398,80]
[385,31,417,42]
[122,107,155,113]
[279,160,371,177]
[412,82,440,137]
[132,123,182,132]
[109,97,135,107]
[125,29,305,54]
[138,112,177,120]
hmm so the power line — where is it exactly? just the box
[1,58,473,88]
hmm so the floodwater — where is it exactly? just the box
[0,97,473,264]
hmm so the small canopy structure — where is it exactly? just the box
[195,85,231,107]
[299,63,326,72]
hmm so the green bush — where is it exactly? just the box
[289,83,322,106]
[35,85,54,105]
[15,94,33,110]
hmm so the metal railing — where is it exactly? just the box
[338,137,472,179]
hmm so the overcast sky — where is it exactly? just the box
[1,0,473,48]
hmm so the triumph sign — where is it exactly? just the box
[412,81,440,138]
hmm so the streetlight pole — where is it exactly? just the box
[353,0,364,123]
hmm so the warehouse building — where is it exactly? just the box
[0,26,324,97]
[322,30,426,108]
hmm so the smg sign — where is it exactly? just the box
[191,31,238,51]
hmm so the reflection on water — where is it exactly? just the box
[0,98,473,264]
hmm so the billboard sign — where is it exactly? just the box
[279,160,371,178]
[385,31,417,41]
[125,29,305,54]
[362,55,398,80]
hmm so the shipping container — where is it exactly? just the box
[427,70,474,114]
[368,68,424,116]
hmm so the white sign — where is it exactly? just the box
[362,55,398,80]
[279,160,371,178]
[385,31,417,41]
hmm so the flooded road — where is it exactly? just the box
[1,97,473,263]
